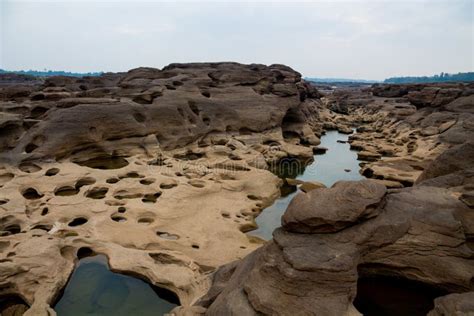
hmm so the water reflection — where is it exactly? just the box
[251,130,363,239]
[54,255,178,316]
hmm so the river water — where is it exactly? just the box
[251,130,363,240]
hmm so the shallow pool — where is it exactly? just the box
[251,130,363,240]
[54,255,178,316]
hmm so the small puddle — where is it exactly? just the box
[251,130,363,240]
[54,254,179,316]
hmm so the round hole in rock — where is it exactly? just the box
[159,182,177,189]
[45,168,60,176]
[0,199,8,205]
[118,207,126,213]
[156,231,179,240]
[137,217,154,224]
[55,186,79,196]
[142,192,161,203]
[140,178,155,185]
[111,215,127,223]
[0,294,29,315]
[75,177,96,190]
[76,247,95,259]
[22,188,43,200]
[68,217,88,227]
[191,244,200,249]
[73,155,129,170]
[53,254,179,315]
[85,187,108,199]
[188,180,205,188]
[0,224,21,236]
[41,207,49,216]
[353,275,449,316]
[106,178,120,184]
[24,143,38,153]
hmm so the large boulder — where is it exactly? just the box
[417,141,474,183]
[282,180,386,233]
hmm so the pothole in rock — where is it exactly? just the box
[55,186,79,196]
[45,168,60,176]
[0,199,9,206]
[31,223,53,232]
[68,217,88,227]
[76,247,95,259]
[53,254,180,315]
[0,224,21,236]
[114,190,143,200]
[117,207,126,213]
[41,207,49,216]
[188,179,205,188]
[156,231,179,240]
[137,214,155,225]
[353,273,449,316]
[111,214,127,222]
[140,178,155,185]
[106,177,120,184]
[75,177,96,190]
[85,187,109,199]
[173,151,205,161]
[119,171,144,179]
[142,192,161,203]
[73,155,129,170]
[18,162,42,173]
[159,181,177,189]
[0,294,29,315]
[22,187,44,200]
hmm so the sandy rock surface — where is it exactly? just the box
[0,63,325,314]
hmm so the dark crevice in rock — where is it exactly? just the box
[68,217,88,227]
[353,275,449,316]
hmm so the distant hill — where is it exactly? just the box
[0,69,102,77]
[384,72,474,84]
[305,77,379,84]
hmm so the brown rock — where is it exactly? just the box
[282,180,386,233]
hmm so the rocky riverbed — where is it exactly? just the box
[0,63,473,315]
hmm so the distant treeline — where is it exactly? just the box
[0,69,102,77]
[384,72,474,83]
[305,77,378,84]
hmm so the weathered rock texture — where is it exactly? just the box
[0,63,326,315]
[199,179,474,315]
[196,82,474,316]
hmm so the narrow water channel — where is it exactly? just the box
[54,255,178,316]
[251,130,363,240]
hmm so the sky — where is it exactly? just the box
[0,0,473,80]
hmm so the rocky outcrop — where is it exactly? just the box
[0,63,326,314]
[0,63,321,163]
[195,81,474,316]
[198,179,474,315]
[335,82,474,188]
[282,180,386,233]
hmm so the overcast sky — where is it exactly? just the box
[1,0,473,79]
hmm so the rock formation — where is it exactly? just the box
[0,63,328,315]
[1,66,473,315]
[194,82,474,316]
